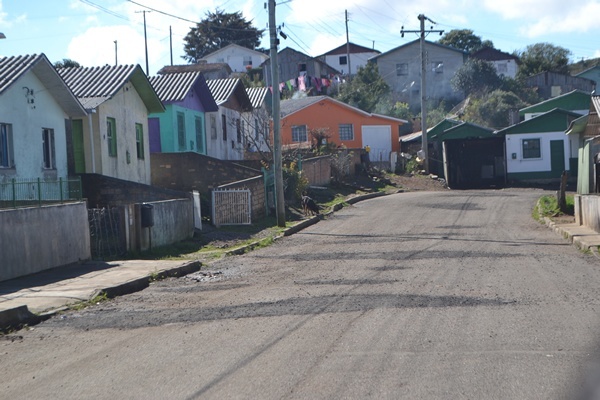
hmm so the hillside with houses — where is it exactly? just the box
[2,14,600,281]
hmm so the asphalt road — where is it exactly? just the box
[2,189,600,399]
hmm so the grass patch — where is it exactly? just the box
[533,194,574,221]
[68,292,109,311]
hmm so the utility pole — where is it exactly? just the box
[345,10,351,77]
[169,26,173,65]
[268,0,286,227]
[401,14,443,174]
[136,10,151,75]
[114,40,117,65]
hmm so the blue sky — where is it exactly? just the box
[1,0,599,76]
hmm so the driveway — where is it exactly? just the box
[2,189,599,399]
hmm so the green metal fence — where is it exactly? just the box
[0,177,82,209]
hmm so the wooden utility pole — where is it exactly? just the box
[401,14,443,175]
[135,10,150,75]
[268,0,286,227]
[114,40,117,65]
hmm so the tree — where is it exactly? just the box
[438,29,492,54]
[451,59,503,95]
[463,90,525,129]
[183,9,264,63]
[516,43,572,78]
[54,59,81,68]
[336,63,389,113]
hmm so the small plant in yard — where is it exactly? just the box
[533,194,574,222]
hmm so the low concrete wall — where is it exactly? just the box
[139,198,194,251]
[577,194,600,232]
[0,202,90,282]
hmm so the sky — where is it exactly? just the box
[1,0,600,76]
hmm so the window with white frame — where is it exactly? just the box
[292,125,307,142]
[339,56,348,65]
[0,123,14,168]
[243,56,252,67]
[42,128,56,169]
[339,124,354,141]
[522,138,541,159]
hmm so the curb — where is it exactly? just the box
[0,260,202,332]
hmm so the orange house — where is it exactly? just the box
[278,96,406,162]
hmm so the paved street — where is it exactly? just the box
[2,189,600,399]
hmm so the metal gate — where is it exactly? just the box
[212,189,252,227]
[88,207,126,259]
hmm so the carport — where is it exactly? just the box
[434,122,506,189]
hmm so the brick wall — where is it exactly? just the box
[151,152,261,195]
[217,175,266,220]
[81,173,189,208]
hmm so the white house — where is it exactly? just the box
[58,64,164,184]
[496,108,582,182]
[201,44,269,74]
[205,78,253,160]
[318,42,380,76]
[0,54,86,183]
[244,87,271,156]
[470,47,519,79]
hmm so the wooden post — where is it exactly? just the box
[558,170,568,213]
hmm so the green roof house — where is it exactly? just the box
[496,108,581,182]
[519,90,590,121]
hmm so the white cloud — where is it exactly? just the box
[67,25,145,67]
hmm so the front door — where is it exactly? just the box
[72,119,85,174]
[550,140,565,177]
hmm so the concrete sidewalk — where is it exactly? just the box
[545,218,600,252]
[0,259,200,331]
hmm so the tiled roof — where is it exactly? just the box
[0,54,44,94]
[58,64,164,113]
[246,87,269,109]
[149,71,200,102]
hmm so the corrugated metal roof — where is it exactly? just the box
[0,54,86,117]
[280,96,327,116]
[149,72,200,102]
[0,54,44,94]
[158,63,232,75]
[206,78,241,105]
[246,87,268,109]
[57,64,137,101]
[58,64,164,113]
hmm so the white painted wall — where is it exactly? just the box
[491,59,518,79]
[505,131,569,173]
[205,108,245,161]
[0,72,69,181]
[79,82,151,184]
[524,109,588,121]
[202,45,269,73]
[324,52,379,75]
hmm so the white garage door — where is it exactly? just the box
[362,125,392,162]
